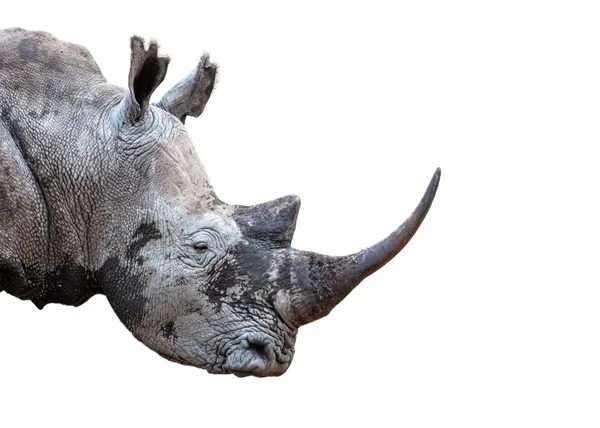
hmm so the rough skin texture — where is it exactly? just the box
[0,28,440,377]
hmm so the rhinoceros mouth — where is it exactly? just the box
[224,364,290,378]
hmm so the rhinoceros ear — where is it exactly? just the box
[233,195,301,249]
[127,36,170,121]
[155,54,218,124]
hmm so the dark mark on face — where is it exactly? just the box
[127,222,161,261]
[99,257,148,329]
[160,320,177,341]
[203,240,283,313]
[43,262,100,307]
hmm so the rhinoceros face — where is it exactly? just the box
[113,207,300,377]
[100,37,440,377]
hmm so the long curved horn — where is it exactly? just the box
[353,167,441,280]
[279,168,441,327]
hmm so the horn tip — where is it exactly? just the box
[287,194,301,207]
[430,167,441,192]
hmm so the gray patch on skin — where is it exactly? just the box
[18,38,38,60]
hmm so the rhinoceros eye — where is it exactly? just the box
[180,239,215,269]
[193,242,209,252]
[180,228,226,269]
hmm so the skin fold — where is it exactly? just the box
[0,28,440,377]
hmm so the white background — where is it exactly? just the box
[1,1,599,427]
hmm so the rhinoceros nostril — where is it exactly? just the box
[246,339,267,359]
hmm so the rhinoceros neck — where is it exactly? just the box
[0,29,130,307]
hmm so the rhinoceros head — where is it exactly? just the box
[100,37,440,377]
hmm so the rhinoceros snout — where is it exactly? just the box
[223,336,292,377]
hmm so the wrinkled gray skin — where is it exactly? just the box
[0,28,441,377]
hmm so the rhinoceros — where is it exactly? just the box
[0,28,440,377]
